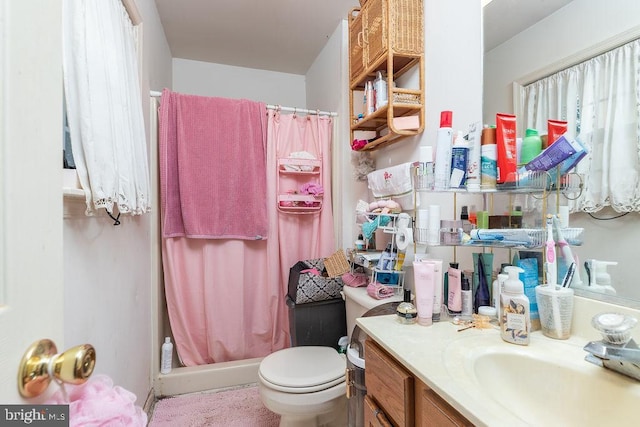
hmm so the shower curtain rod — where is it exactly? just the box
[150,90,337,117]
[266,104,337,117]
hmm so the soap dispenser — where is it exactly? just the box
[585,260,618,295]
[500,266,530,345]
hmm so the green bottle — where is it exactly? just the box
[520,128,542,165]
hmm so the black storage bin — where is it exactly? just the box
[287,296,346,349]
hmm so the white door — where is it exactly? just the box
[0,0,65,402]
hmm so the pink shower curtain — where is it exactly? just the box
[161,106,335,366]
[268,110,336,287]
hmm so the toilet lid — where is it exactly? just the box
[259,346,345,393]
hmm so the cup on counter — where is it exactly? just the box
[535,285,574,340]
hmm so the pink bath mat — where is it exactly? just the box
[149,385,280,427]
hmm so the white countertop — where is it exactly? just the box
[356,297,640,427]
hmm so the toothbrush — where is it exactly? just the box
[545,214,557,287]
[561,262,576,288]
[552,214,574,267]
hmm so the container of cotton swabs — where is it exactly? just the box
[535,214,575,340]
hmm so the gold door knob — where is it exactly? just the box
[18,339,96,398]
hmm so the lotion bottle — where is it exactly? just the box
[492,272,508,313]
[374,71,388,110]
[161,337,173,374]
[447,263,462,313]
[365,81,375,115]
[461,273,473,318]
[500,266,530,345]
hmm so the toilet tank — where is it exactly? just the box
[287,296,347,349]
[343,286,402,340]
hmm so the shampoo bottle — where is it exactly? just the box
[520,128,543,165]
[161,337,173,374]
[480,126,497,190]
[500,266,530,345]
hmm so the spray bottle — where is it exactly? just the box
[434,111,453,190]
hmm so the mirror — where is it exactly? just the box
[483,0,640,308]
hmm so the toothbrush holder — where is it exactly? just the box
[535,285,574,340]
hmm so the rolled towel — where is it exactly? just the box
[342,272,369,288]
[367,282,396,300]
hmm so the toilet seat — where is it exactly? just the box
[259,346,346,394]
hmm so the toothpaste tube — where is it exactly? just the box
[547,119,568,148]
[524,135,582,172]
[496,113,517,183]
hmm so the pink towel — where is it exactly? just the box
[159,89,268,239]
[367,282,396,299]
[342,272,369,287]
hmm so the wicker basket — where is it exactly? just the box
[359,0,369,6]
[393,92,421,105]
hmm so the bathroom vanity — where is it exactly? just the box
[364,338,472,426]
[356,296,640,426]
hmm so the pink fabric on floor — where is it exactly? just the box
[149,386,279,427]
[46,375,147,427]
[159,89,268,239]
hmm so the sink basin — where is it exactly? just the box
[444,332,640,426]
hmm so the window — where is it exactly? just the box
[62,0,149,216]
[518,38,640,213]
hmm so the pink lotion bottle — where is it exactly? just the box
[413,261,435,326]
[447,262,462,313]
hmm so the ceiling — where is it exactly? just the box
[154,0,575,75]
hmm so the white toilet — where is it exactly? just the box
[258,286,401,426]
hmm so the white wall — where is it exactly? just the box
[305,19,364,252]
[172,58,306,106]
[371,0,485,280]
[483,0,640,303]
[63,0,172,406]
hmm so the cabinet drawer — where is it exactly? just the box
[364,395,393,427]
[415,379,473,427]
[365,339,414,426]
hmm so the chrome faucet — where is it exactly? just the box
[584,312,640,381]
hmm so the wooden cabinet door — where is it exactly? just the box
[415,379,474,427]
[364,0,387,68]
[365,339,414,427]
[349,9,365,82]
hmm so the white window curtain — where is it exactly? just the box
[520,38,640,213]
[63,0,150,215]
